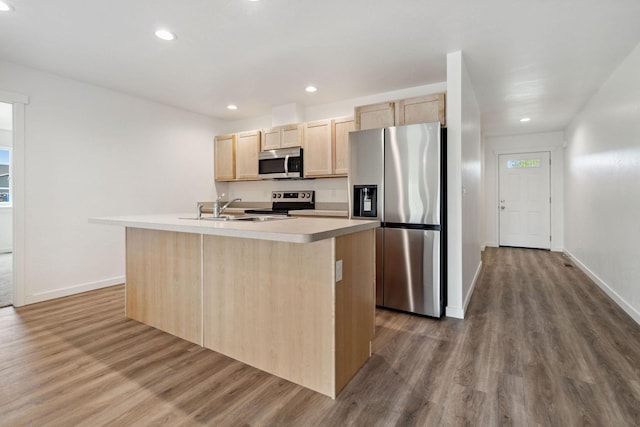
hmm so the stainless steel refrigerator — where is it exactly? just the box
[349,122,446,318]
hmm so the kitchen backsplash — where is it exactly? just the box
[227,177,348,203]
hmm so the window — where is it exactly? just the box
[507,158,541,169]
[0,148,10,205]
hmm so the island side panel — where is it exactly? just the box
[125,228,202,345]
[203,235,335,397]
[334,229,376,395]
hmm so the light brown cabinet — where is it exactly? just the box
[214,131,260,182]
[332,116,355,176]
[261,124,303,151]
[303,120,333,177]
[354,102,395,131]
[236,130,260,180]
[303,117,355,178]
[214,134,236,181]
[354,93,446,130]
[396,93,446,126]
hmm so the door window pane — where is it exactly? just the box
[507,159,541,169]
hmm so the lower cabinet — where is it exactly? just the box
[123,227,375,399]
[202,231,375,398]
[125,228,202,345]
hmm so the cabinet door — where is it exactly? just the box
[396,93,446,126]
[214,134,236,181]
[303,120,332,176]
[236,130,260,180]
[354,102,395,131]
[332,116,355,176]
[281,124,303,148]
[261,127,281,151]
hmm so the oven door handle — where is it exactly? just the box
[284,154,290,176]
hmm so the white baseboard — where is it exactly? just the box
[446,260,483,320]
[23,276,125,306]
[484,242,498,248]
[463,260,483,313]
[564,249,640,326]
[446,306,464,319]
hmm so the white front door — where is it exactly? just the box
[499,152,551,249]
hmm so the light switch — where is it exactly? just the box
[336,260,343,282]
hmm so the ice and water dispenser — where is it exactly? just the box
[352,185,378,218]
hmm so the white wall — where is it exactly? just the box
[483,132,564,251]
[564,42,640,324]
[0,60,220,305]
[0,128,11,252]
[446,51,482,319]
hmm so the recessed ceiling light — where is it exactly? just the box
[305,86,318,93]
[155,29,176,41]
[227,104,238,110]
[520,117,531,122]
[0,1,13,12]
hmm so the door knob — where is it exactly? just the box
[500,206,506,210]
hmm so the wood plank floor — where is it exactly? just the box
[1,247,639,426]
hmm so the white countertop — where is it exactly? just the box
[90,214,378,244]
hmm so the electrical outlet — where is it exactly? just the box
[335,260,343,282]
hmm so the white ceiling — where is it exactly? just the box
[1,0,639,136]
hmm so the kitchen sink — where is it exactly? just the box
[233,215,290,222]
[179,215,234,221]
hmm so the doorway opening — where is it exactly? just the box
[498,151,551,250]
[0,102,13,308]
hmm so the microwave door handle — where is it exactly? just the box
[284,154,290,176]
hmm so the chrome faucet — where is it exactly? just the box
[213,194,242,218]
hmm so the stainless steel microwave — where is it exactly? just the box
[258,147,304,179]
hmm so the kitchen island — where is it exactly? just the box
[90,214,379,398]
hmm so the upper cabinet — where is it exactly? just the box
[303,120,333,177]
[236,130,260,180]
[301,116,354,178]
[214,92,445,181]
[332,116,355,176]
[214,134,236,181]
[354,93,446,130]
[354,102,395,131]
[396,93,446,127]
[213,131,260,182]
[261,124,303,151]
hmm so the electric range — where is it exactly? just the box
[245,191,315,215]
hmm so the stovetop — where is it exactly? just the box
[245,191,315,215]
